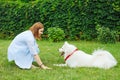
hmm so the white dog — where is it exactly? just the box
[54,41,117,69]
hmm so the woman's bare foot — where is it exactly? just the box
[31,65,38,69]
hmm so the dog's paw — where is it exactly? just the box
[53,64,67,67]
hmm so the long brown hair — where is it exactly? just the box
[29,22,44,39]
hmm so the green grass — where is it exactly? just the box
[0,39,120,80]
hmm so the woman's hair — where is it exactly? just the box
[29,22,44,39]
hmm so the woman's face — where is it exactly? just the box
[38,28,44,35]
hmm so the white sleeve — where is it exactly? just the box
[26,40,38,55]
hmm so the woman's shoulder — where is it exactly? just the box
[24,30,35,42]
[22,30,31,34]
[24,30,34,38]
[19,30,32,36]
[17,30,34,39]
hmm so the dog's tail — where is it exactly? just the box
[92,49,117,69]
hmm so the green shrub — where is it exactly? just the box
[47,27,65,42]
[96,26,118,44]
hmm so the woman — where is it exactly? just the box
[8,22,51,69]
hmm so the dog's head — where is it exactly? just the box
[59,41,77,56]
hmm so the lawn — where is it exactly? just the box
[0,39,120,80]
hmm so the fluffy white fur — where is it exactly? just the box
[54,41,117,69]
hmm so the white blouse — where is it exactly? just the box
[8,30,40,69]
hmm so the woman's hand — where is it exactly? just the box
[40,64,52,69]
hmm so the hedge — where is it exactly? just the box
[0,0,120,40]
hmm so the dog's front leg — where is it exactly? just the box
[53,63,67,67]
